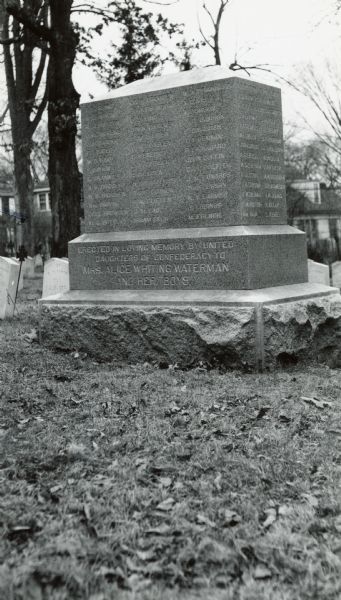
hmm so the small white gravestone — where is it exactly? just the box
[24,256,35,278]
[0,257,20,319]
[307,259,330,286]
[42,258,69,298]
[34,254,43,269]
[331,261,341,289]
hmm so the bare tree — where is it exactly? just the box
[3,0,82,256]
[283,62,341,187]
[0,0,48,254]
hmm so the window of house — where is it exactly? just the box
[39,193,47,210]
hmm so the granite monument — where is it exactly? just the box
[40,68,341,370]
[68,70,307,291]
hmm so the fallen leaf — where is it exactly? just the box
[262,508,277,528]
[302,493,319,508]
[214,473,222,491]
[150,463,177,475]
[301,396,332,409]
[277,504,291,516]
[54,374,72,382]
[159,476,172,488]
[156,498,175,511]
[83,503,92,521]
[215,575,231,588]
[254,565,272,579]
[136,549,155,561]
[146,524,171,535]
[255,406,271,419]
[196,514,216,528]
[176,449,192,461]
[222,509,241,526]
[135,457,148,468]
[24,328,38,343]
[95,566,117,577]
[166,403,181,414]
[126,557,145,573]
[279,413,291,423]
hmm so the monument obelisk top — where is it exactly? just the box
[83,66,280,103]
[81,70,287,234]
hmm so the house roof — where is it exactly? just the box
[34,178,49,191]
[290,187,341,217]
[0,183,14,197]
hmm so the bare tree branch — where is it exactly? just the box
[0,104,9,124]
[29,88,47,136]
[141,0,179,5]
[198,23,214,49]
[203,2,217,30]
[199,0,230,65]
[5,1,53,42]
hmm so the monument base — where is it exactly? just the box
[39,284,341,370]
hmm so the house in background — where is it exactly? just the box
[287,179,341,263]
[33,179,52,253]
[0,179,52,255]
[0,176,83,255]
[34,179,51,212]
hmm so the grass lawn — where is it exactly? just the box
[0,275,341,599]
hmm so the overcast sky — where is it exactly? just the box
[74,0,340,139]
[0,0,340,140]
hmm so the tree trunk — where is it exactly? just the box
[1,5,35,255]
[47,0,81,257]
[12,133,35,252]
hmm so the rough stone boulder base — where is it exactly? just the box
[40,303,257,368]
[263,293,341,366]
[39,286,341,369]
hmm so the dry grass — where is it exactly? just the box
[0,276,341,599]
